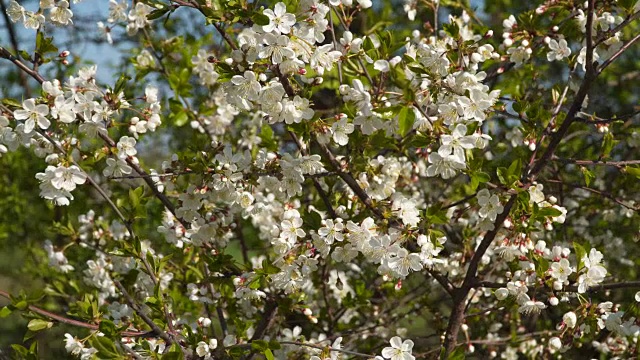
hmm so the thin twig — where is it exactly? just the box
[476,280,640,293]
[0,0,31,97]
[279,341,374,358]
[118,340,144,360]
[203,265,227,338]
[113,280,175,346]
[0,289,153,338]
[597,33,640,75]
[546,179,638,211]
[552,157,640,167]
[0,46,46,83]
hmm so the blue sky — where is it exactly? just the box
[1,0,128,85]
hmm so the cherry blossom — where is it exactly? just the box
[382,336,415,360]
[547,38,571,61]
[263,2,296,34]
[14,99,50,133]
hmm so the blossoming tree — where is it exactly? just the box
[1,0,640,359]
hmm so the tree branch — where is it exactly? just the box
[113,280,176,346]
[552,157,640,167]
[0,289,153,338]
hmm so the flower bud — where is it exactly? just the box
[553,280,563,290]
[495,288,509,300]
[548,337,562,351]
[563,311,577,328]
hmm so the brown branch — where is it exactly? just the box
[476,280,640,293]
[576,109,640,124]
[597,33,640,75]
[0,289,153,338]
[316,140,396,224]
[527,52,595,177]
[288,130,337,219]
[594,10,640,46]
[442,3,604,357]
[546,179,638,211]
[279,341,373,358]
[585,0,596,76]
[468,331,554,345]
[97,132,190,227]
[118,340,144,360]
[203,265,227,338]
[0,46,46,83]
[213,23,238,51]
[552,157,640,167]
[273,66,337,220]
[113,280,175,346]
[441,194,516,357]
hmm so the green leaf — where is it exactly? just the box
[113,73,131,95]
[11,344,28,357]
[2,98,22,107]
[0,306,12,318]
[625,166,640,179]
[259,124,277,152]
[507,159,522,179]
[426,205,448,225]
[303,209,322,230]
[201,6,221,21]
[252,340,269,351]
[27,319,52,332]
[252,12,270,26]
[173,111,189,127]
[161,343,184,360]
[265,349,275,360]
[90,336,120,359]
[442,22,460,38]
[470,171,490,191]
[573,242,587,270]
[397,106,415,137]
[535,256,549,278]
[99,320,118,337]
[537,206,562,218]
[496,167,508,185]
[444,346,466,360]
[618,0,637,12]
[147,7,171,20]
[601,132,617,158]
[260,259,281,275]
[36,32,58,56]
[580,166,595,187]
